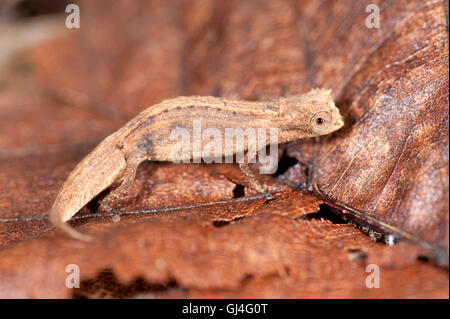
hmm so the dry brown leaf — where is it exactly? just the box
[0,0,448,298]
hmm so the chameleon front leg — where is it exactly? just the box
[238,162,273,200]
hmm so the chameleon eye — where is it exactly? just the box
[310,111,332,133]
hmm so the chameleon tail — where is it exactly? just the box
[48,138,127,241]
[49,211,93,242]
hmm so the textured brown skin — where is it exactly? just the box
[49,89,343,241]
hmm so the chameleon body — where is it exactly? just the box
[49,89,344,241]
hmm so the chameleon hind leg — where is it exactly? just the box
[100,157,141,211]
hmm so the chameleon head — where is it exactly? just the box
[277,88,344,138]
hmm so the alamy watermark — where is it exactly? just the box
[65,264,80,288]
[365,264,380,288]
[169,120,279,174]
[365,4,380,29]
[65,4,80,29]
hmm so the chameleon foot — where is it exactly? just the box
[238,162,275,201]
[263,190,275,202]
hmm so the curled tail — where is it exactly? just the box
[49,211,93,242]
[48,141,127,241]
